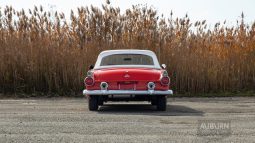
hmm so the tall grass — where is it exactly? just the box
[0,3,254,95]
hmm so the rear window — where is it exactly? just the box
[100,54,154,66]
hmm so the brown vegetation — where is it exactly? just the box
[0,2,254,95]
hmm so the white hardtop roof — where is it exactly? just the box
[94,49,161,69]
[99,49,155,55]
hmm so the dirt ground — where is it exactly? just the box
[0,97,254,143]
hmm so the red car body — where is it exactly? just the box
[83,50,173,111]
[86,68,169,91]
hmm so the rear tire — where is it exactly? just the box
[151,100,157,105]
[88,96,98,111]
[156,96,167,111]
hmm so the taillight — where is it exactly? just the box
[84,77,94,86]
[161,76,170,85]
[161,70,170,85]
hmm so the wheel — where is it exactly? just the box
[151,99,157,105]
[156,96,167,111]
[88,96,98,111]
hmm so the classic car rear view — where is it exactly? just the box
[83,50,173,111]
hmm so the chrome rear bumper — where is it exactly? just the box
[83,89,173,95]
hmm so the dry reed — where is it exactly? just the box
[0,3,254,95]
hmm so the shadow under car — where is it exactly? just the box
[97,103,204,116]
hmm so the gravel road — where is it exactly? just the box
[0,97,254,143]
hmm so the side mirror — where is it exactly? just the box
[89,65,94,70]
[161,64,166,69]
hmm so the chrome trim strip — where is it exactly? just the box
[83,89,173,95]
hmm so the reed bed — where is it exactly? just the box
[0,2,254,95]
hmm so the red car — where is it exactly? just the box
[83,50,173,111]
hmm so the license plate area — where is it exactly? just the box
[118,81,136,90]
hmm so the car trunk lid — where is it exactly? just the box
[94,68,161,82]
